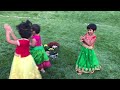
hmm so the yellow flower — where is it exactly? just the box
[44,44,48,47]
[49,48,54,50]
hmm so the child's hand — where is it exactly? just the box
[80,36,84,39]
[80,36,84,42]
[4,24,12,32]
[80,38,83,42]
[80,40,83,42]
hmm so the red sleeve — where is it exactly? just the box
[92,36,96,39]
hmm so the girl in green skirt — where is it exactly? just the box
[75,23,101,75]
[30,24,51,73]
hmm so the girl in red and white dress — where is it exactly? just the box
[4,20,42,79]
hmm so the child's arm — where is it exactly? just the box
[11,30,18,40]
[80,33,86,42]
[83,36,96,46]
[4,24,18,40]
[6,24,18,40]
[30,38,36,47]
[80,36,84,42]
[4,24,18,45]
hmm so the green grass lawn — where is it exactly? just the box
[0,11,120,79]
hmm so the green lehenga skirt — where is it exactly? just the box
[75,46,101,73]
[30,45,51,70]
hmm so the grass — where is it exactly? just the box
[0,11,120,79]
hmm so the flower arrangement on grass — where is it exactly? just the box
[44,42,60,60]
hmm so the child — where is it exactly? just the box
[30,24,51,73]
[75,23,101,75]
[4,20,42,79]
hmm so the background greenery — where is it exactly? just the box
[0,11,120,79]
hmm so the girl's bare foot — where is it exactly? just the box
[40,68,45,73]
[89,71,94,74]
[77,70,82,75]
